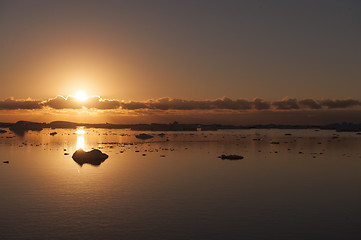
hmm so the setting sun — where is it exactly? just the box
[75,91,87,101]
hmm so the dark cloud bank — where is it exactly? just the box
[0,96,360,111]
[43,96,120,110]
[0,98,42,110]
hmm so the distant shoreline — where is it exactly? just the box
[1,120,361,133]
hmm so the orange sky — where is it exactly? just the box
[0,1,360,124]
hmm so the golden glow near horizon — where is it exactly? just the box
[75,127,86,150]
[75,91,87,101]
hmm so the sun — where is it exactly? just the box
[75,91,87,101]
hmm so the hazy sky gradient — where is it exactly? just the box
[1,0,360,101]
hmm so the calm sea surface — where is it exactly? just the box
[1,128,361,240]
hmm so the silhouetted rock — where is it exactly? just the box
[72,149,108,166]
[49,121,78,129]
[0,122,12,128]
[218,154,244,160]
[50,132,57,136]
[130,122,198,131]
[0,130,7,134]
[135,133,154,140]
[200,125,218,131]
[9,121,44,136]
[3,161,9,164]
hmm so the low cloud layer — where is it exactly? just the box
[272,98,299,110]
[0,98,42,110]
[318,99,361,109]
[0,96,360,111]
[43,96,120,110]
[120,97,361,111]
[120,97,253,110]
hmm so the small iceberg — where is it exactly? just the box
[72,149,108,166]
[135,133,154,140]
[218,154,244,160]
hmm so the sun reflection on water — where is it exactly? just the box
[75,127,86,150]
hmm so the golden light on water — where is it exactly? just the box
[75,128,86,135]
[75,127,86,150]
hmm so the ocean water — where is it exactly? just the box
[1,128,361,240]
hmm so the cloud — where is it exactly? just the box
[253,98,271,110]
[121,97,253,110]
[0,98,42,110]
[299,99,322,109]
[319,98,361,109]
[84,97,121,109]
[42,96,82,109]
[0,96,360,111]
[212,98,252,110]
[120,101,148,110]
[42,95,120,110]
[272,98,299,110]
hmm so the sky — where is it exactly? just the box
[0,0,360,124]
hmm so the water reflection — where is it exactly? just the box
[1,129,361,239]
[75,127,86,150]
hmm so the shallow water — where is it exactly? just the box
[1,128,361,240]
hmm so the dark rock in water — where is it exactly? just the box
[50,132,57,136]
[218,154,244,160]
[64,153,69,155]
[0,130,7,134]
[158,133,166,137]
[135,133,154,140]
[3,161,9,164]
[271,141,280,144]
[72,149,108,166]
